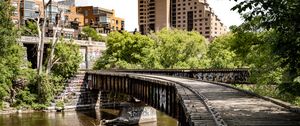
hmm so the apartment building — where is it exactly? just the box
[111,10,125,31]
[76,6,125,33]
[138,0,227,40]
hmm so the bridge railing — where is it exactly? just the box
[113,68,250,84]
[86,71,191,125]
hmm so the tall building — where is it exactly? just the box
[138,0,227,40]
[138,0,170,34]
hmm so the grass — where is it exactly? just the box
[233,84,300,107]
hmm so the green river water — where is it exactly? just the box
[0,108,177,126]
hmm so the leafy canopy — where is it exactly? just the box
[94,29,209,69]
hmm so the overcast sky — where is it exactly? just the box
[76,0,243,31]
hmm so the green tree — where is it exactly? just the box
[50,40,83,79]
[232,0,300,81]
[81,26,105,41]
[20,21,38,36]
[94,31,155,69]
[231,27,284,85]
[231,0,300,95]
[207,33,242,68]
[150,28,209,68]
[94,29,209,70]
[0,1,28,105]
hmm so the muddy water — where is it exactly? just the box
[0,109,177,126]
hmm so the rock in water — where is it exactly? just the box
[104,106,157,125]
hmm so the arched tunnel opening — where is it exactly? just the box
[23,43,50,69]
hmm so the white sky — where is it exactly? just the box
[76,0,243,31]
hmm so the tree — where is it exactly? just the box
[50,40,83,79]
[207,33,242,68]
[149,28,208,69]
[20,21,38,36]
[0,1,28,105]
[94,31,155,69]
[231,0,300,81]
[81,26,105,41]
[94,29,209,70]
[231,0,300,95]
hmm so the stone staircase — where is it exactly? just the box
[47,72,101,111]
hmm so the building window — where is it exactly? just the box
[84,10,88,16]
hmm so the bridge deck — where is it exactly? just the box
[134,74,300,126]
[87,72,300,126]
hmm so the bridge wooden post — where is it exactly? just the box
[155,83,158,109]
[166,84,170,115]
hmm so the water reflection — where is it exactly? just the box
[0,108,177,126]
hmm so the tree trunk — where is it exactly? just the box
[46,13,62,74]
[36,16,41,69]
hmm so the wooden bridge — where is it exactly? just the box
[86,70,300,126]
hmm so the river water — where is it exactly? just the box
[0,108,177,126]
